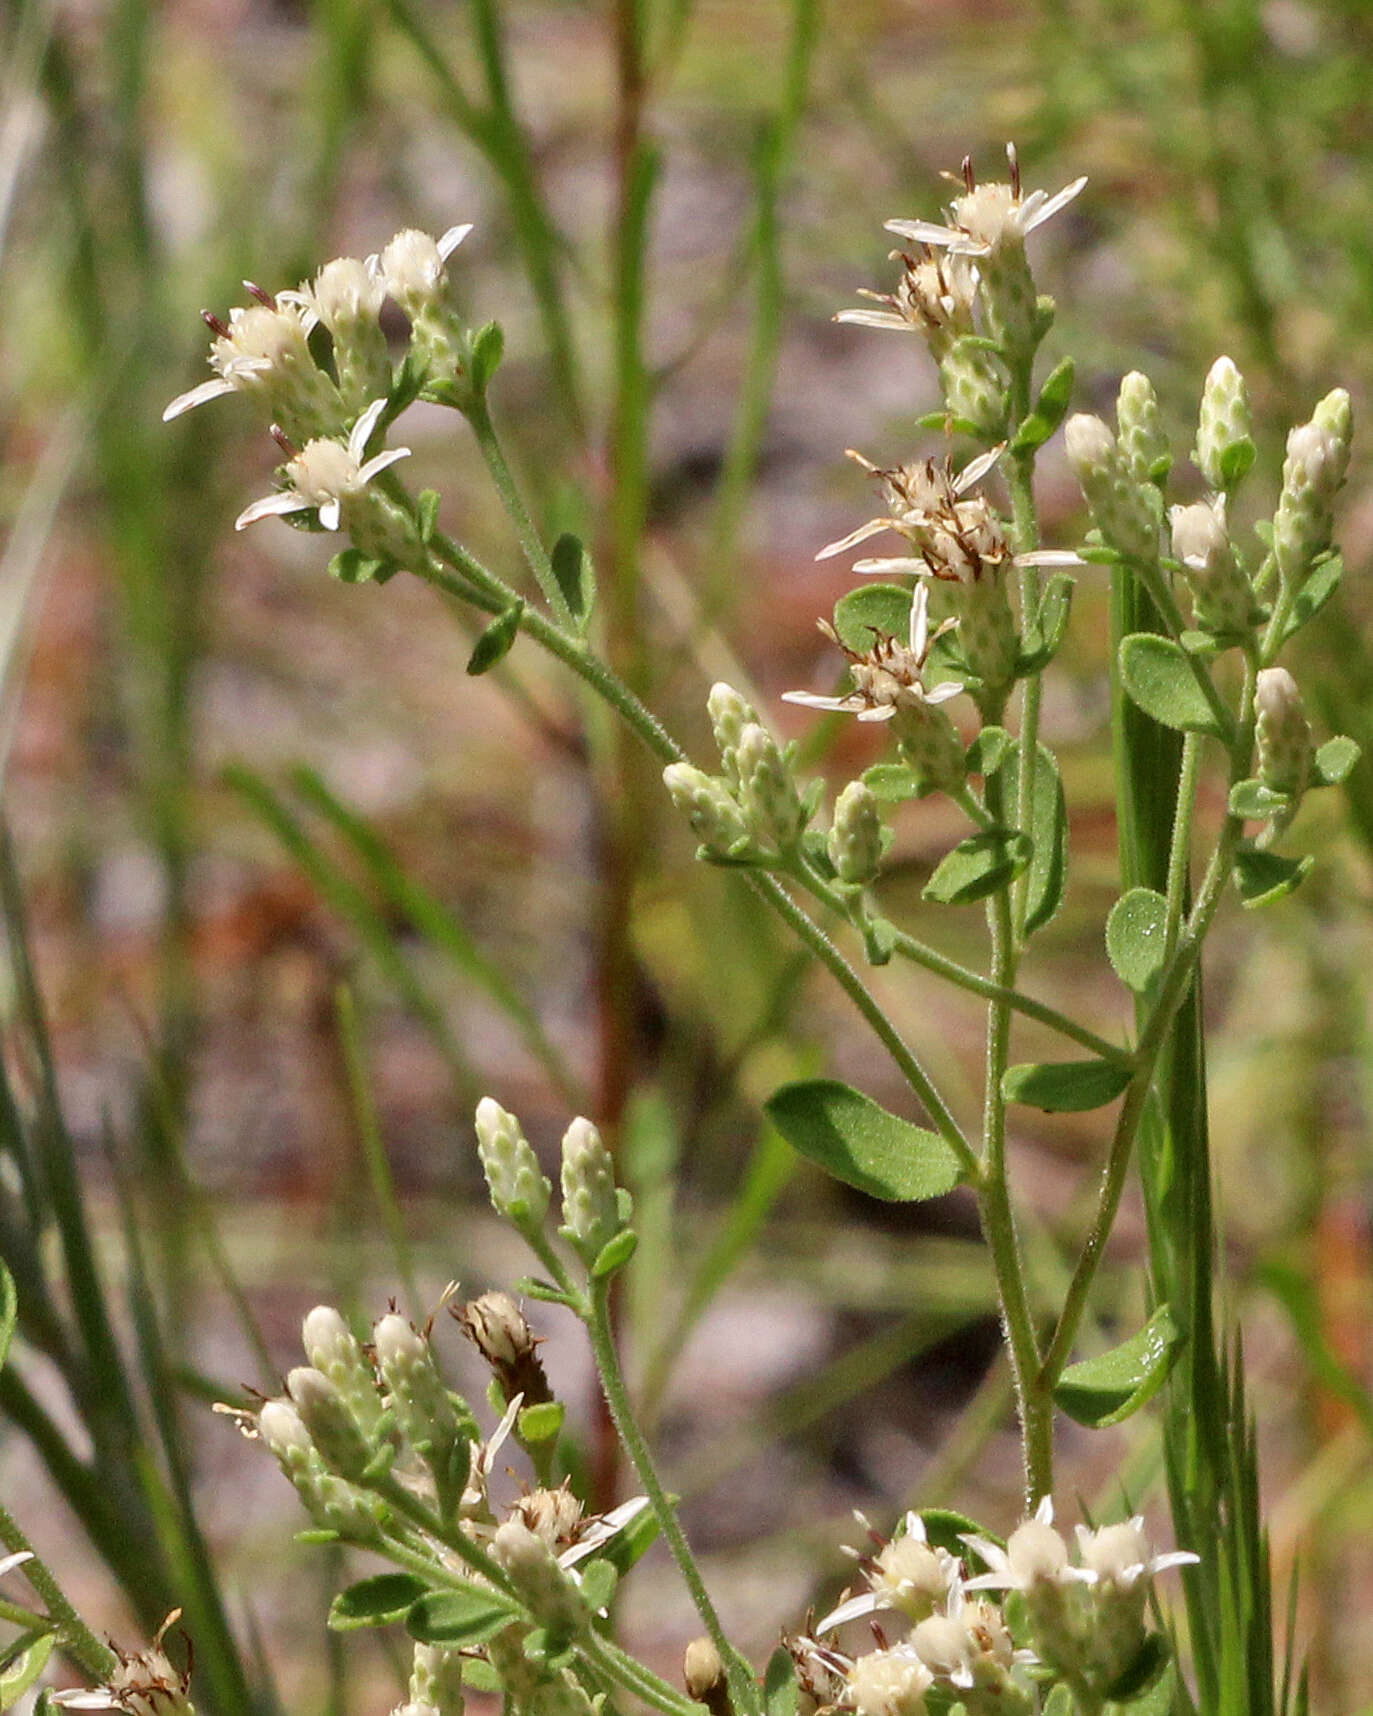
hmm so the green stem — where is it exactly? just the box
[583,1633,702,1716]
[375,1478,521,1599]
[585,1278,760,1716]
[1007,435,1043,948]
[1164,733,1202,954]
[460,397,575,630]
[0,1503,117,1681]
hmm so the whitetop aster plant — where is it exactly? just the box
[782,582,963,725]
[234,399,410,534]
[884,146,1086,265]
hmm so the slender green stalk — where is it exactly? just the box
[461,396,575,630]
[585,1278,761,1716]
[0,1503,117,1681]
[583,1634,702,1716]
[1164,732,1203,954]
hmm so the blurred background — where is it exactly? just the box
[2,0,1372,1710]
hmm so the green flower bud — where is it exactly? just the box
[1169,499,1258,634]
[828,781,885,885]
[559,1117,620,1261]
[1064,413,1160,562]
[286,1366,374,1481]
[302,1306,384,1436]
[475,1098,552,1228]
[1195,356,1252,491]
[374,1314,463,1471]
[939,342,1008,441]
[491,1519,590,1634]
[258,1400,384,1539]
[1273,392,1352,586]
[1116,371,1170,486]
[410,1644,465,1716]
[1254,667,1314,798]
[735,722,806,852]
[663,763,751,857]
[894,706,967,798]
[304,258,391,412]
[707,683,759,785]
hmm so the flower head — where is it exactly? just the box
[1073,1516,1198,1591]
[816,446,1002,564]
[885,146,1086,263]
[380,224,473,320]
[819,1512,961,1632]
[234,399,411,534]
[837,249,980,353]
[55,1615,194,1716]
[783,583,963,726]
[164,294,345,439]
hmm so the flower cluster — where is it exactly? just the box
[791,1502,1194,1716]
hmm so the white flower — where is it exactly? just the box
[963,1496,1080,1594]
[234,399,410,532]
[1073,1517,1198,1590]
[164,296,337,427]
[380,224,473,317]
[816,446,1002,562]
[818,1512,959,1631]
[836,250,980,342]
[845,1647,934,1716]
[54,1615,194,1716]
[782,583,963,724]
[885,147,1086,262]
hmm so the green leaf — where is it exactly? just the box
[1228,778,1290,819]
[1010,356,1074,452]
[832,583,912,654]
[915,410,986,438]
[590,1228,638,1278]
[1118,634,1227,738]
[922,830,1032,906]
[517,1401,565,1444]
[919,1509,1000,1568]
[1105,888,1169,993]
[0,1633,54,1712]
[577,1559,618,1613]
[588,1498,662,1577]
[328,547,390,585]
[550,534,596,633]
[1053,1305,1182,1427]
[861,914,897,966]
[466,600,525,675]
[469,320,505,391]
[1219,438,1256,488]
[862,762,924,803]
[764,1648,799,1716]
[1016,573,1075,674]
[1314,734,1360,787]
[1278,552,1343,645]
[0,1261,15,1371]
[998,744,1067,933]
[1002,1058,1132,1113]
[765,1079,964,1202]
[1043,1687,1076,1716]
[329,1573,430,1631]
[964,726,1010,777]
[457,1660,501,1694]
[406,1589,519,1646]
[1233,846,1312,908]
[1105,1633,1171,1704]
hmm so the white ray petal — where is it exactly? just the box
[162,377,235,421]
[816,517,894,560]
[357,447,412,485]
[816,1590,883,1633]
[1024,176,1088,233]
[235,492,311,530]
[318,498,342,531]
[438,223,475,259]
[924,681,965,706]
[348,397,390,460]
[833,309,912,332]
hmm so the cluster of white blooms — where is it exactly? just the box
[792,1502,1195,1716]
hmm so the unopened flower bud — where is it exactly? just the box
[410,1642,465,1716]
[475,1098,552,1228]
[491,1519,589,1634]
[735,723,807,852]
[684,1639,732,1716]
[895,706,966,798]
[456,1291,552,1406]
[1254,667,1314,797]
[707,684,759,784]
[663,763,751,857]
[846,1649,933,1716]
[1195,357,1253,491]
[1273,391,1352,585]
[380,224,473,388]
[374,1314,463,1472]
[307,257,390,409]
[940,341,1008,441]
[1116,372,1170,486]
[1169,498,1257,634]
[287,1367,374,1481]
[302,1306,384,1435]
[258,1399,384,1539]
[1065,413,1160,562]
[828,781,884,885]
[911,1605,1026,1715]
[559,1117,620,1261]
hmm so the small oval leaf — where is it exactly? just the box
[1105,1632,1171,1705]
[551,534,596,632]
[0,1634,54,1712]
[999,744,1068,934]
[1232,846,1313,909]
[765,1080,964,1202]
[1105,888,1169,993]
[590,1228,638,1278]
[1278,552,1343,645]
[764,1648,799,1716]
[1002,1058,1132,1113]
[1053,1305,1182,1428]
[1314,734,1360,787]
[469,320,505,392]
[923,830,1033,906]
[832,584,912,654]
[406,1589,519,1646]
[1228,778,1290,819]
[466,600,525,675]
[862,762,924,803]
[1118,634,1227,738]
[964,726,1010,777]
[517,1401,565,1444]
[329,1573,430,1631]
